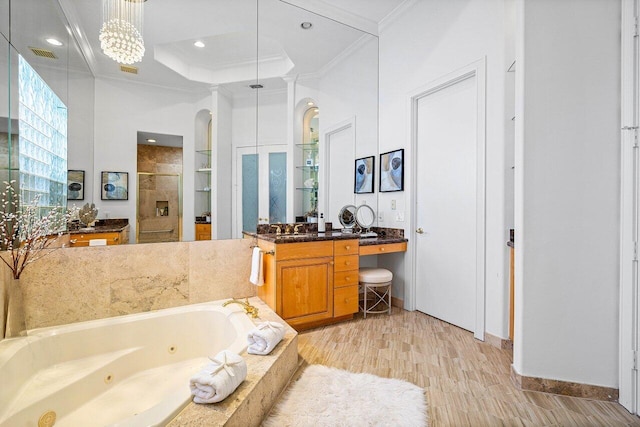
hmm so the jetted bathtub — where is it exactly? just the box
[0,300,256,426]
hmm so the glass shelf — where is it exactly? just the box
[196,168,212,172]
[196,149,212,155]
[296,187,318,192]
[196,189,211,192]
[296,165,319,171]
[295,142,319,149]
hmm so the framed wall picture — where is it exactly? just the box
[101,171,129,200]
[380,149,404,192]
[67,170,85,200]
[354,156,375,194]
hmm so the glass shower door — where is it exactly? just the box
[137,172,182,243]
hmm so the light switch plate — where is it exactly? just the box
[391,199,396,210]
[378,211,384,221]
[396,212,404,222]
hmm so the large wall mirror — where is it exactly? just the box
[0,0,378,244]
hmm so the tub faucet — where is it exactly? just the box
[223,298,259,318]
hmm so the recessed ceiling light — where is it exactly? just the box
[146,138,156,143]
[307,101,314,106]
[46,38,63,46]
[301,22,313,30]
[194,41,205,48]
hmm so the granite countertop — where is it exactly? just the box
[69,219,129,234]
[245,230,407,245]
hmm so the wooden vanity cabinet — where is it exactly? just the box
[333,239,359,317]
[258,240,334,329]
[195,223,211,240]
[257,239,360,330]
[68,229,129,247]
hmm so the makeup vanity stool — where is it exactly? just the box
[359,267,393,318]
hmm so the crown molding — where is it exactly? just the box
[56,0,98,77]
[378,0,418,33]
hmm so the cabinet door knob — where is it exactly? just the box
[345,276,350,281]
[345,245,351,250]
[345,261,350,266]
[380,247,385,252]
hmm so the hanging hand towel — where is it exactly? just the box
[89,239,107,246]
[189,350,247,404]
[249,246,264,286]
[247,321,285,355]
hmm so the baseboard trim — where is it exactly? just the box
[391,296,403,308]
[511,365,618,401]
[484,332,513,351]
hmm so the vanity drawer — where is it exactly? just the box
[334,239,359,256]
[276,241,333,261]
[69,232,122,246]
[333,255,359,272]
[334,285,359,317]
[334,270,359,288]
[359,242,407,256]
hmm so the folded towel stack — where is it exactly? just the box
[189,350,247,404]
[247,321,285,355]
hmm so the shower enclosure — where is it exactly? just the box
[137,172,182,243]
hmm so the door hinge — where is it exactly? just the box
[623,126,639,147]
[634,241,639,261]
[635,16,639,37]
[633,350,638,371]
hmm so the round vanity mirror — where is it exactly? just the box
[338,204,357,232]
[355,204,375,229]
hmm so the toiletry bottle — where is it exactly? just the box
[318,213,325,233]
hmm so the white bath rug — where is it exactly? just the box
[262,364,428,427]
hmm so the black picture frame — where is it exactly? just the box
[379,148,404,192]
[101,171,129,200]
[354,156,375,194]
[67,170,85,200]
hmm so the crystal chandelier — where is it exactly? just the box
[99,0,146,65]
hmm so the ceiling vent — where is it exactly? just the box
[28,47,57,59]
[120,65,138,74]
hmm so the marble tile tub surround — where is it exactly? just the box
[4,238,256,331]
[167,298,299,426]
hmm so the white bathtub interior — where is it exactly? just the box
[0,301,256,427]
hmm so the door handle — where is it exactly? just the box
[416,228,424,234]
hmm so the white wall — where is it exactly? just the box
[514,0,620,388]
[94,78,209,242]
[379,0,509,337]
[318,36,379,217]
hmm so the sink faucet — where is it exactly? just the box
[293,224,303,235]
[270,224,282,235]
[222,298,259,318]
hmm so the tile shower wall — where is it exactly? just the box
[11,238,255,330]
[137,144,183,243]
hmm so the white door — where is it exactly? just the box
[235,145,287,237]
[322,120,355,225]
[414,75,479,333]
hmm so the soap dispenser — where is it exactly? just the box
[318,213,326,233]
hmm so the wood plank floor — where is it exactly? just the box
[295,308,640,426]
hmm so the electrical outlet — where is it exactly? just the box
[105,211,111,219]
[396,211,404,222]
[391,200,396,210]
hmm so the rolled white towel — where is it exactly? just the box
[189,350,247,404]
[247,321,285,355]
